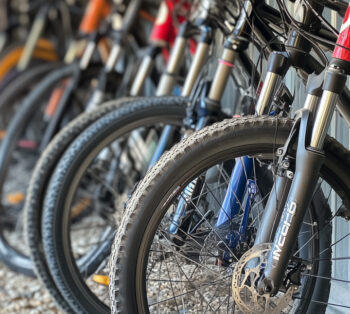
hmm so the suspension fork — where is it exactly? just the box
[148,24,212,168]
[86,0,188,107]
[253,74,324,246]
[231,0,326,248]
[258,65,346,295]
[17,6,49,71]
[215,51,291,232]
[86,42,162,111]
[258,4,350,293]
[129,45,162,97]
[169,29,250,233]
[154,0,256,173]
[147,25,213,240]
[155,22,198,97]
[214,0,301,232]
[123,22,198,173]
[169,1,259,234]
[218,0,326,241]
[85,0,145,110]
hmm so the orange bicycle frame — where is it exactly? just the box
[79,0,112,34]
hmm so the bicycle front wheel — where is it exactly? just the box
[109,116,350,313]
[41,96,188,313]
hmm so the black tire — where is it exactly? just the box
[24,96,140,313]
[41,96,188,313]
[0,62,61,131]
[0,62,99,276]
[109,116,350,313]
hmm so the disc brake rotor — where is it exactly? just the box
[232,243,295,313]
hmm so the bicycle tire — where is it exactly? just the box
[0,62,100,277]
[41,96,188,313]
[109,116,350,313]
[0,62,61,130]
[24,96,140,313]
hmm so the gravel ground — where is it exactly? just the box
[0,263,63,313]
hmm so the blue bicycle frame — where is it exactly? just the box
[216,156,254,227]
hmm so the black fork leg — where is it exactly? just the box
[259,65,347,295]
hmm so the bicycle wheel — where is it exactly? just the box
[41,96,188,313]
[109,115,350,313]
[0,62,61,133]
[0,62,102,276]
[25,96,140,312]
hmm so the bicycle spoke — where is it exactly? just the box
[319,231,350,256]
[294,296,350,310]
[148,277,231,308]
[301,273,350,284]
[162,250,181,313]
[154,233,226,278]
[171,247,218,312]
[179,189,240,262]
[293,205,342,257]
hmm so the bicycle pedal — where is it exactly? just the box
[6,192,25,204]
[92,274,109,286]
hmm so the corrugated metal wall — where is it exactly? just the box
[325,9,350,314]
